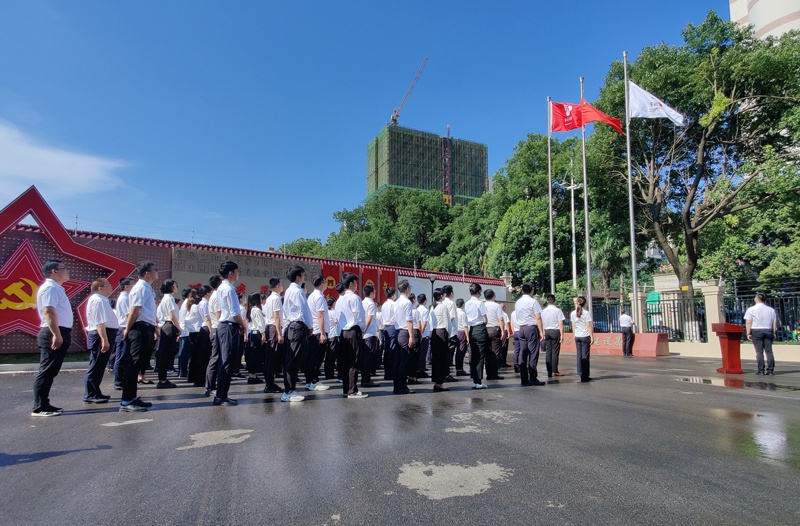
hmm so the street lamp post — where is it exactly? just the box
[427,273,436,299]
[556,177,582,290]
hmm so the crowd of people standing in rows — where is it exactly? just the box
[31,258,626,416]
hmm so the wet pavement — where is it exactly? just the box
[1,355,800,525]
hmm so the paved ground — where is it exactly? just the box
[1,354,799,525]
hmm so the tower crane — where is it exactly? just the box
[390,57,428,125]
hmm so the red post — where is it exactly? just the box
[712,323,745,374]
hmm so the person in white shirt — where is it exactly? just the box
[381,287,398,381]
[510,309,520,373]
[541,294,566,378]
[305,276,331,391]
[456,299,469,375]
[281,266,313,402]
[373,305,383,376]
[361,285,381,389]
[324,296,340,381]
[177,288,193,379]
[32,259,74,416]
[120,261,159,412]
[83,278,118,404]
[407,294,423,385]
[244,292,266,385]
[392,280,415,394]
[204,275,223,396]
[415,293,431,379]
[501,304,511,368]
[155,279,181,389]
[213,261,246,406]
[619,307,635,357]
[430,289,451,392]
[514,282,546,387]
[261,278,284,393]
[189,285,213,387]
[441,285,458,382]
[571,296,594,383]
[483,289,506,381]
[337,273,369,398]
[112,277,134,391]
[745,293,778,375]
[465,283,489,389]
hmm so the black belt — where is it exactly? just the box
[133,321,154,328]
[289,321,307,328]
[58,326,72,332]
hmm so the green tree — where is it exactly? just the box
[590,12,800,298]
[759,240,800,286]
[279,238,327,257]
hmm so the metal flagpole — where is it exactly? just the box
[579,77,593,317]
[623,51,641,331]
[570,160,578,289]
[547,96,555,295]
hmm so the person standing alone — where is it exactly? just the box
[745,293,778,375]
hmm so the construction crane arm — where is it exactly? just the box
[391,57,428,125]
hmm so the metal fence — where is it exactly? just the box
[642,296,707,342]
[557,298,705,342]
[724,294,800,342]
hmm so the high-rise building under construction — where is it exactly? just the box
[366,125,488,206]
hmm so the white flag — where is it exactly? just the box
[628,81,685,126]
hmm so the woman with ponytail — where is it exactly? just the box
[570,296,593,383]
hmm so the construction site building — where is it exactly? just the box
[366,125,488,206]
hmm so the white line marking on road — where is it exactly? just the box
[101,419,153,427]
[397,461,512,500]
[444,425,485,434]
[176,429,253,451]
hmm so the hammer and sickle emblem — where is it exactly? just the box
[0,278,39,310]
[325,276,336,289]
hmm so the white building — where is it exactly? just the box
[730,0,800,38]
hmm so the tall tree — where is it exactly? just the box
[589,12,800,298]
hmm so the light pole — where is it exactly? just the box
[427,273,436,299]
[556,176,582,290]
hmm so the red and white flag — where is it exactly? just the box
[550,101,583,132]
[628,81,685,126]
[581,99,625,135]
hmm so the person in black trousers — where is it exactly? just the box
[32,259,73,416]
[120,261,159,412]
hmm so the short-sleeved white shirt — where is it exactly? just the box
[37,278,73,328]
[515,295,542,326]
[363,297,378,338]
[307,289,329,335]
[86,293,119,331]
[571,309,593,338]
[208,291,220,329]
[541,305,565,330]
[465,297,488,326]
[129,280,157,326]
[394,295,414,330]
[263,292,282,326]
[744,303,777,330]
[115,291,130,327]
[485,300,504,328]
[217,280,241,323]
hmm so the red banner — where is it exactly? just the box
[361,267,379,299]
[379,269,396,303]
[322,263,340,300]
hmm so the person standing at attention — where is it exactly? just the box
[31,259,72,416]
[745,293,778,375]
[281,266,313,402]
[619,308,635,357]
[541,294,565,378]
[83,278,118,404]
[571,296,593,383]
[514,283,545,387]
[465,283,489,390]
[213,261,246,406]
[120,261,159,412]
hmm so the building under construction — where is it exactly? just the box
[366,125,488,206]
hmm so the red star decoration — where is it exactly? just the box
[0,186,136,337]
[0,239,88,336]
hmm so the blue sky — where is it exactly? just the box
[0,0,728,251]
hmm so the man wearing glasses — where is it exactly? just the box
[32,260,73,416]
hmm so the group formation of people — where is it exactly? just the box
[40,256,760,417]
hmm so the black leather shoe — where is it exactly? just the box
[529,379,546,386]
[433,385,450,392]
[487,376,505,380]
[212,397,238,406]
[580,377,593,383]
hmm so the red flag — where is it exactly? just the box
[581,98,625,135]
[550,101,582,132]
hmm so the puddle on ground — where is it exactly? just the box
[705,409,800,470]
[677,377,800,393]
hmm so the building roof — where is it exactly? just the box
[12,224,505,286]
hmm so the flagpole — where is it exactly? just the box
[579,77,593,318]
[547,96,555,295]
[623,51,641,332]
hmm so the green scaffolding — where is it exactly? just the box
[365,125,488,205]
